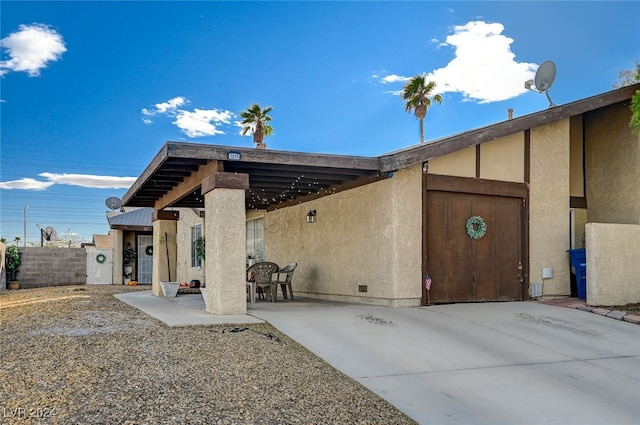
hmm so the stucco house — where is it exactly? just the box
[107,207,154,285]
[121,83,640,314]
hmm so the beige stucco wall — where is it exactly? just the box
[428,134,525,183]
[203,188,247,315]
[572,208,587,249]
[586,101,640,224]
[152,219,178,297]
[265,164,423,306]
[429,147,475,177]
[111,229,124,285]
[585,223,640,306]
[246,209,265,221]
[529,119,571,297]
[569,115,585,197]
[479,132,525,182]
[175,208,206,285]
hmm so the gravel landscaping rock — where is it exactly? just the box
[1,286,417,424]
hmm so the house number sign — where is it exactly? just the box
[227,151,241,160]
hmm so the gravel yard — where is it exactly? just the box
[0,285,416,425]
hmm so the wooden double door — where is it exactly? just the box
[424,177,527,304]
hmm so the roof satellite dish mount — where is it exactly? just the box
[525,60,557,108]
[105,197,123,211]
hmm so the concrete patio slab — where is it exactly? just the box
[114,290,264,326]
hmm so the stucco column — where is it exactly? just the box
[202,172,249,315]
[151,211,179,297]
[112,229,124,285]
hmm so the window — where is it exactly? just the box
[246,218,264,261]
[191,224,202,267]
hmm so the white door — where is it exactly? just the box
[137,235,153,284]
[86,247,113,284]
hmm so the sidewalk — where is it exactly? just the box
[114,290,264,326]
[538,297,640,324]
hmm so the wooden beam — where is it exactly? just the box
[154,160,223,211]
[152,210,180,221]
[165,142,381,170]
[201,172,250,194]
[426,174,528,198]
[570,197,587,209]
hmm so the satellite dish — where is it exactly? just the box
[43,226,58,241]
[105,197,123,211]
[525,60,557,108]
[534,61,556,93]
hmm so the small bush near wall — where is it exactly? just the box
[18,247,87,289]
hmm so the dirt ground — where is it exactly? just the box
[602,303,640,316]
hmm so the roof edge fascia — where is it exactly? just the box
[379,83,640,172]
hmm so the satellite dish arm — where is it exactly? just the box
[545,90,556,108]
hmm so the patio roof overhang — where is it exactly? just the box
[122,143,385,211]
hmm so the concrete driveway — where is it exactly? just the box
[249,300,640,425]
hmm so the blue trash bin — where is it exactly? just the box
[567,248,586,299]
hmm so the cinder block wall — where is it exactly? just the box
[18,247,87,289]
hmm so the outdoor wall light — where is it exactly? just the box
[306,210,317,224]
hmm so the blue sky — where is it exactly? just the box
[1,1,639,244]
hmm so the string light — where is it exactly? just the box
[247,172,328,209]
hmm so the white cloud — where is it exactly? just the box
[142,96,233,138]
[173,108,232,137]
[141,96,187,117]
[0,23,67,77]
[38,173,136,189]
[155,97,187,114]
[380,74,410,84]
[375,21,538,103]
[0,178,54,190]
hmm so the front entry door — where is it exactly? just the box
[425,190,525,303]
[137,235,153,284]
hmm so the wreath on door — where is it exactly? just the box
[465,216,487,239]
[96,253,106,264]
[145,245,153,256]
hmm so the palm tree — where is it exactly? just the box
[240,103,273,149]
[401,75,442,144]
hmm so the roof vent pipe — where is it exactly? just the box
[508,108,514,120]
